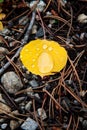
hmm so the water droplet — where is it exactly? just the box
[43,44,48,49]
[48,47,53,51]
[38,52,53,73]
[32,59,35,62]
[32,64,35,68]
[36,53,39,56]
[36,48,40,51]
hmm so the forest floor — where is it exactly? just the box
[0,0,87,130]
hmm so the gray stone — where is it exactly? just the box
[27,87,34,97]
[0,47,9,60]
[25,101,32,112]
[1,71,23,94]
[21,117,38,130]
[0,93,11,114]
[15,97,26,103]
[10,120,20,130]
[2,28,10,35]
[34,93,40,100]
[29,80,38,88]
[19,16,28,25]
[29,0,46,12]
[1,123,7,129]
[37,108,47,120]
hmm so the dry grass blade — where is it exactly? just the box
[44,15,74,30]
[0,35,9,47]
[6,55,25,77]
[64,50,84,80]
[62,83,87,108]
[6,55,21,78]
[67,115,72,130]
[43,89,67,113]
[0,107,24,121]
[68,56,82,91]
[32,99,43,130]
[44,0,52,12]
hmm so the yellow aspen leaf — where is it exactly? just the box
[20,39,68,77]
[0,21,3,31]
[0,13,6,20]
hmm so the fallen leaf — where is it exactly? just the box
[0,21,4,30]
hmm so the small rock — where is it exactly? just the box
[0,118,5,123]
[37,108,47,120]
[0,47,9,60]
[1,28,10,35]
[1,71,23,94]
[77,13,87,23]
[11,110,19,115]
[0,93,5,103]
[29,80,38,88]
[25,101,32,111]
[1,123,8,129]
[34,93,40,100]
[0,102,11,114]
[46,11,52,16]
[19,16,28,25]
[0,93,11,114]
[21,117,38,130]
[49,19,56,25]
[29,0,46,12]
[10,120,20,130]
[36,27,44,38]
[15,97,26,103]
[79,90,86,97]
[27,87,34,97]
[32,25,37,34]
[82,120,87,130]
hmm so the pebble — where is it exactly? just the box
[0,47,9,60]
[29,0,46,12]
[34,93,40,100]
[1,71,23,94]
[37,108,47,120]
[77,13,87,23]
[21,117,38,130]
[1,123,8,129]
[1,28,10,35]
[29,79,38,88]
[0,118,5,123]
[32,25,37,34]
[27,87,34,97]
[15,97,26,103]
[0,102,11,114]
[19,16,28,25]
[10,120,20,130]
[82,120,87,129]
[36,27,44,38]
[0,93,5,103]
[25,101,32,112]
[0,93,11,114]
[11,110,19,115]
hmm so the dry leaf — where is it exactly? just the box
[20,39,67,77]
[0,13,6,20]
[0,21,3,30]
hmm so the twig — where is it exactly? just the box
[0,85,18,109]
[67,6,73,38]
[0,11,36,76]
